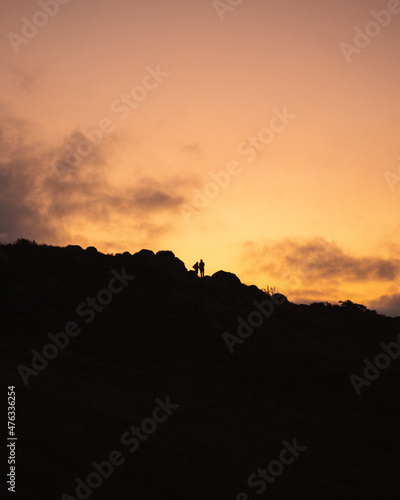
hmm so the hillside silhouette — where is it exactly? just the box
[3,239,400,500]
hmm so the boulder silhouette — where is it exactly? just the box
[130,249,187,280]
[273,292,287,303]
[212,270,241,287]
[85,246,98,255]
[66,244,83,254]
[155,250,187,276]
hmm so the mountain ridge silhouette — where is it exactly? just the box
[3,239,400,499]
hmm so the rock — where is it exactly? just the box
[156,250,175,259]
[273,293,287,304]
[66,245,84,254]
[212,271,241,287]
[85,246,98,255]
[131,249,156,272]
[132,249,156,261]
[122,249,188,279]
[155,251,187,276]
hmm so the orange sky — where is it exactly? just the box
[1,0,400,315]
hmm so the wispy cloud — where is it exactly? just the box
[239,237,400,314]
[181,143,202,156]
[243,238,400,284]
[7,64,42,92]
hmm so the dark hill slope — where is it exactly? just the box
[2,241,400,500]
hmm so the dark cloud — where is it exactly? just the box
[0,114,37,160]
[131,186,184,210]
[0,116,65,243]
[0,114,190,247]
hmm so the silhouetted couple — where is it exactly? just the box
[193,259,205,277]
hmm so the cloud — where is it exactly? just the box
[7,64,42,93]
[243,238,400,284]
[0,115,64,243]
[369,294,400,318]
[128,177,185,211]
[181,143,202,156]
[241,238,400,314]
[0,113,191,248]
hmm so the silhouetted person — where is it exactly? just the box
[199,259,205,277]
[193,262,199,276]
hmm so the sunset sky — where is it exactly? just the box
[1,0,400,315]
